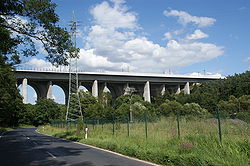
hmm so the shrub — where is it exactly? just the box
[157,100,183,117]
[32,98,61,126]
[236,112,250,123]
[182,103,209,117]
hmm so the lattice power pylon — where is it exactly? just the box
[66,11,83,122]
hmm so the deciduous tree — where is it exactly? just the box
[0,0,76,66]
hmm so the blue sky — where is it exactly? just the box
[18,0,250,104]
[50,0,250,75]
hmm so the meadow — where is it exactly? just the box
[38,116,250,166]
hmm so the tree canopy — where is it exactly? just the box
[175,71,250,112]
[0,0,76,66]
[0,61,24,126]
[0,0,75,127]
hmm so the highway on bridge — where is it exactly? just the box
[0,128,158,166]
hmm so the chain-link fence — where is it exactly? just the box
[50,108,250,143]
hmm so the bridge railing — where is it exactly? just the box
[15,66,91,73]
[15,66,222,79]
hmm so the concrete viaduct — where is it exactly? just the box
[15,69,220,104]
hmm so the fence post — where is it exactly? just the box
[145,112,148,139]
[216,107,222,143]
[85,120,88,129]
[112,115,115,135]
[92,120,95,130]
[176,110,181,139]
[127,117,130,137]
[101,119,104,132]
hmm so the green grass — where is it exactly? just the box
[38,117,250,166]
[0,125,35,136]
[0,127,13,135]
[18,124,36,128]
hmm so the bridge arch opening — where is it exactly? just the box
[18,84,37,104]
[79,85,89,92]
[52,85,65,104]
[103,86,111,93]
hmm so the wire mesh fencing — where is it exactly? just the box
[49,108,250,143]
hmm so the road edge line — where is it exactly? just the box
[72,141,161,166]
[46,151,57,158]
[36,129,161,166]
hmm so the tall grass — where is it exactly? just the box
[39,117,250,166]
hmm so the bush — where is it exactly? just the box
[182,103,209,117]
[115,103,130,120]
[158,103,172,116]
[157,100,183,117]
[76,118,84,136]
[236,112,250,123]
[131,102,147,118]
[32,98,61,126]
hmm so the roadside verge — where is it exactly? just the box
[36,128,161,166]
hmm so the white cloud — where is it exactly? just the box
[83,3,223,72]
[186,29,208,40]
[90,0,137,29]
[26,58,54,68]
[78,49,122,68]
[24,58,70,71]
[164,29,183,40]
[163,10,216,27]
[164,32,172,40]
[83,36,223,72]
[189,72,222,77]
[25,2,223,74]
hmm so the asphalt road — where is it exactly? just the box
[0,128,158,166]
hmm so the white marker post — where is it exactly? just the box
[85,128,88,139]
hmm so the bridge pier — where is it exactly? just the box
[176,84,181,94]
[143,81,151,102]
[91,80,106,98]
[160,84,166,95]
[92,80,98,97]
[46,81,53,99]
[184,82,190,94]
[22,78,28,104]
